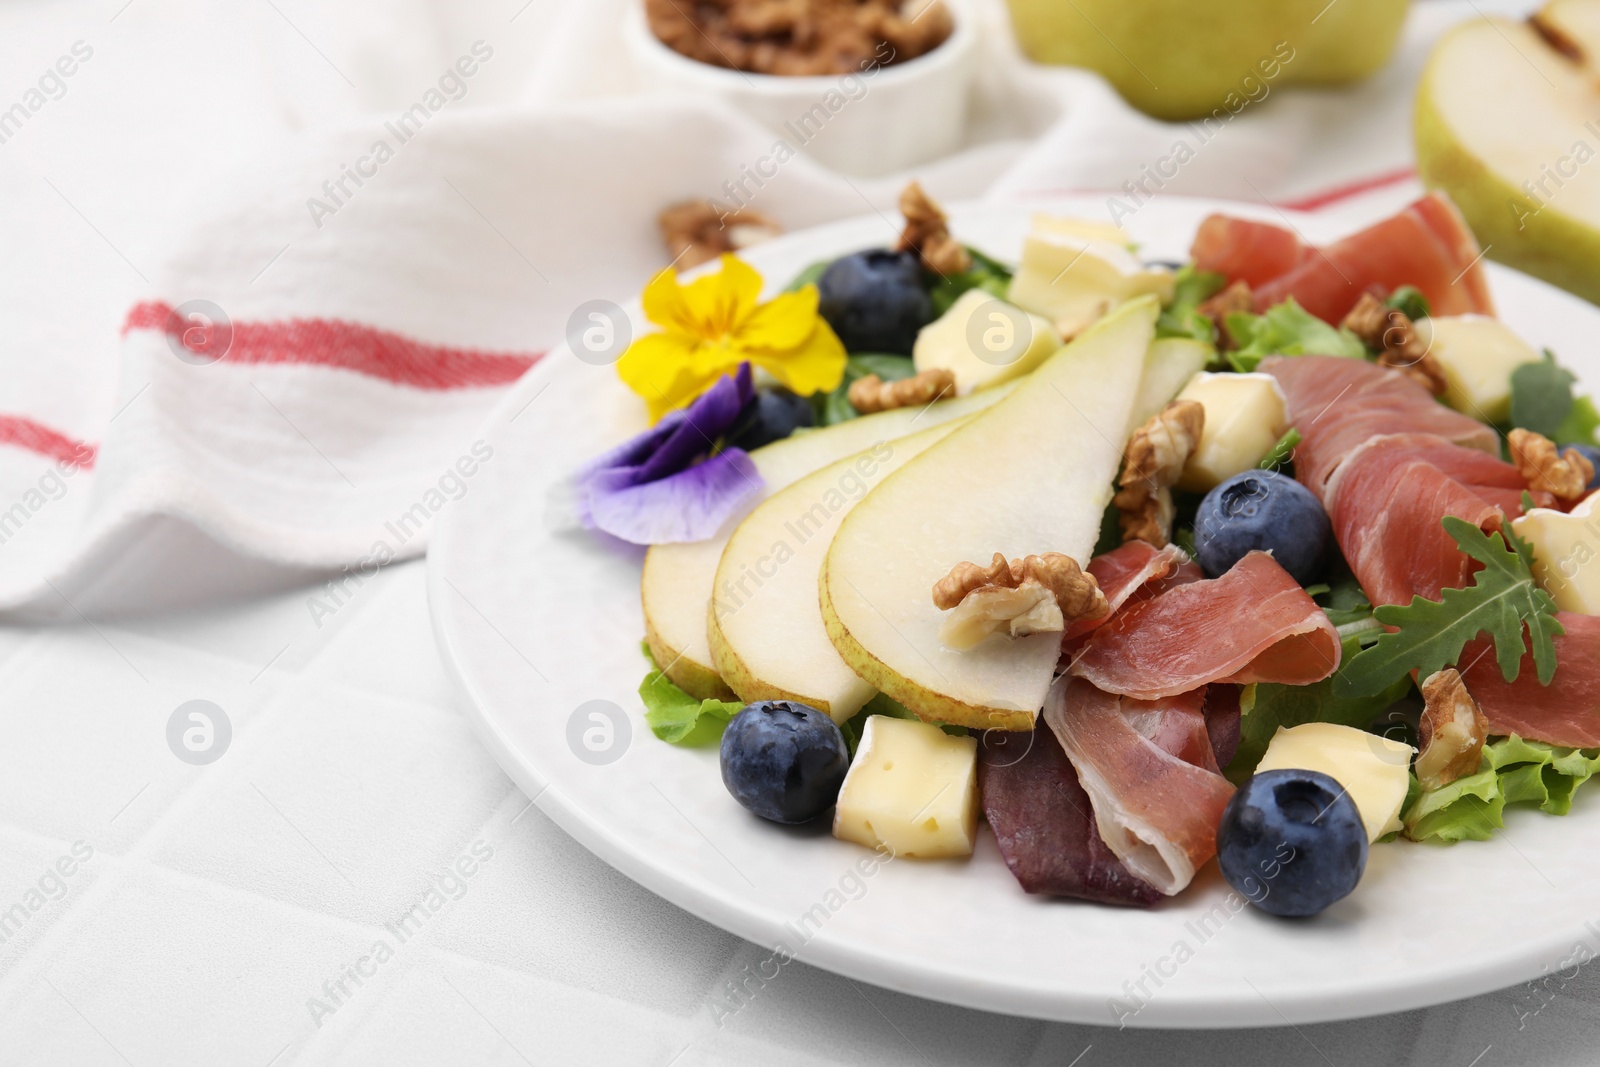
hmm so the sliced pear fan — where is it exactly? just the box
[821,297,1163,732]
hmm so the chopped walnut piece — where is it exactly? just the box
[1340,293,1447,396]
[933,552,1107,650]
[895,181,971,277]
[1416,669,1489,791]
[847,368,955,413]
[658,201,782,270]
[1114,400,1205,548]
[1197,280,1253,350]
[1509,427,1595,503]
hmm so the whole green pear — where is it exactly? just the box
[1006,0,1411,121]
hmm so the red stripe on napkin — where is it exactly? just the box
[122,301,541,389]
[0,415,97,469]
[1278,168,1417,213]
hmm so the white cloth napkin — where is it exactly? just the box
[0,0,1524,622]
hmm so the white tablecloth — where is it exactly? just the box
[4,1,1600,1064]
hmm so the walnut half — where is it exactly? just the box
[658,200,782,270]
[895,180,971,277]
[1114,400,1205,548]
[933,552,1107,651]
[1416,669,1489,791]
[848,368,955,413]
[1509,427,1595,503]
[1341,293,1446,396]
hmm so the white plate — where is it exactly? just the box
[429,196,1600,1028]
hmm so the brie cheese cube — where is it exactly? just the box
[1255,723,1414,842]
[1413,315,1542,424]
[1006,230,1174,337]
[1174,371,1290,492]
[1513,492,1600,614]
[913,289,1062,395]
[833,716,978,858]
[1027,214,1135,249]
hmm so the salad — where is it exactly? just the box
[572,181,1600,920]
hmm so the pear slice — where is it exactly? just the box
[1416,3,1600,304]
[708,419,969,721]
[1130,337,1210,432]
[641,387,1009,699]
[821,297,1161,731]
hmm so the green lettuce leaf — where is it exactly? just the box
[928,246,1014,318]
[1227,634,1412,783]
[1155,265,1224,346]
[1385,286,1431,322]
[1224,298,1366,372]
[1403,735,1600,842]
[784,260,830,293]
[1508,351,1600,445]
[1335,518,1564,698]
[1257,427,1302,472]
[639,643,745,745]
[840,692,968,755]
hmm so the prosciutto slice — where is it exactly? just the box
[1460,616,1600,748]
[1070,551,1341,699]
[1190,214,1310,288]
[1263,355,1499,499]
[977,725,1162,906]
[1044,678,1235,895]
[1062,540,1193,642]
[1192,193,1495,323]
[1322,434,1540,606]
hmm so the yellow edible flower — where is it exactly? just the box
[618,254,847,423]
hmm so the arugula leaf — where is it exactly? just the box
[638,642,745,745]
[1257,427,1302,472]
[1403,735,1600,842]
[1385,286,1431,322]
[1509,351,1600,445]
[1155,265,1224,346]
[1224,298,1366,372]
[1335,518,1565,698]
[928,246,1014,318]
[811,354,918,427]
[1226,634,1414,783]
[1314,570,1377,630]
[783,260,830,293]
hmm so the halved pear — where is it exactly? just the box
[641,387,1009,699]
[821,297,1161,732]
[1416,2,1600,304]
[708,419,968,721]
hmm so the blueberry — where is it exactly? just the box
[1563,443,1600,491]
[728,388,814,451]
[1217,768,1368,918]
[816,249,932,355]
[1194,469,1330,585]
[720,700,850,824]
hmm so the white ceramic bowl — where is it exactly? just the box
[622,1,977,178]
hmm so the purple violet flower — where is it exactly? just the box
[577,364,763,544]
